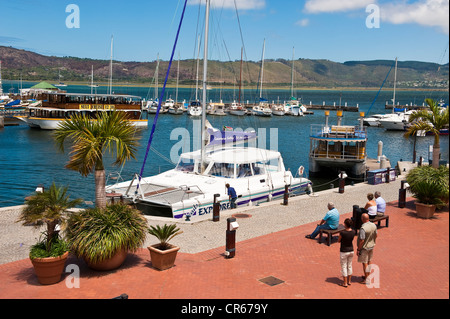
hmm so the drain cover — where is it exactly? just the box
[259,276,285,286]
[232,213,252,219]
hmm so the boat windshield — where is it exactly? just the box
[175,158,198,173]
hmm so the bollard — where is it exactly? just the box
[338,172,345,194]
[352,205,362,232]
[283,185,290,205]
[225,217,238,258]
[385,167,390,183]
[213,193,220,222]
[398,180,407,208]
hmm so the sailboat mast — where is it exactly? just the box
[392,57,397,112]
[155,53,160,101]
[259,39,265,99]
[239,47,243,105]
[109,35,114,95]
[176,53,180,104]
[0,60,3,95]
[291,47,295,97]
[201,0,210,172]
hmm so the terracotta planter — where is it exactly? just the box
[148,244,180,271]
[415,202,436,219]
[31,251,69,285]
[86,249,128,271]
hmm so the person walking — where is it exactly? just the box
[225,183,237,209]
[357,213,378,284]
[338,218,356,287]
[374,191,386,216]
[305,202,339,239]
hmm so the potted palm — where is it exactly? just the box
[147,224,183,271]
[66,203,148,271]
[406,165,449,218]
[17,183,82,285]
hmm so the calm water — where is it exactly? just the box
[1,83,448,207]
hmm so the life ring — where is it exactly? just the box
[298,165,304,176]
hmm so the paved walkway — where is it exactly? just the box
[0,198,448,301]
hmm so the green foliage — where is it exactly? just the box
[148,224,182,250]
[66,204,148,263]
[18,183,82,255]
[30,236,69,259]
[406,165,449,207]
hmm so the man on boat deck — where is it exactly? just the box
[226,183,237,209]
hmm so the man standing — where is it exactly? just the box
[305,202,339,239]
[226,183,237,209]
[357,213,378,283]
[374,191,386,216]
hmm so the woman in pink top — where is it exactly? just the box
[364,193,377,220]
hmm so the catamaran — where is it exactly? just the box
[105,0,311,222]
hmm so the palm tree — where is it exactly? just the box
[54,111,139,208]
[18,183,83,253]
[404,98,449,168]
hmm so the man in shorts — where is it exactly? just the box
[357,213,377,284]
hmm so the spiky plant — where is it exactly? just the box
[148,224,183,250]
[406,165,449,208]
[66,204,148,264]
[17,183,82,258]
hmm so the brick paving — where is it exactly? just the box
[0,198,448,300]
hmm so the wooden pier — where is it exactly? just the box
[306,104,359,112]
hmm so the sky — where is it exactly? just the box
[0,0,449,64]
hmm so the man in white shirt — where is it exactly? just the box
[374,191,386,216]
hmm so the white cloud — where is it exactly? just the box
[304,0,374,13]
[189,0,266,10]
[296,18,310,27]
[380,0,449,34]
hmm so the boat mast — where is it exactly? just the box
[291,47,295,98]
[155,53,160,101]
[239,46,243,105]
[0,60,3,95]
[176,52,180,104]
[108,35,114,95]
[392,57,397,112]
[200,0,210,173]
[90,65,94,95]
[259,39,265,100]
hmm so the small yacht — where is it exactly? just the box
[229,101,246,116]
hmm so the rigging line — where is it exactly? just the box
[136,0,188,191]
[366,60,396,116]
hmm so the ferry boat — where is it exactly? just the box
[16,92,148,130]
[309,111,367,177]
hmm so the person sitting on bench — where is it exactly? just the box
[374,191,386,216]
[306,202,339,239]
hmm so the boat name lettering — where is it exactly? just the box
[78,104,116,110]
[191,202,231,216]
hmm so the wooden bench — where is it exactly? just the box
[371,215,389,228]
[319,224,345,246]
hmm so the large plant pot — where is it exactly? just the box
[31,251,69,285]
[415,202,436,219]
[86,249,128,271]
[148,244,180,271]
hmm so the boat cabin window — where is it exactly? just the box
[209,162,234,178]
[175,158,198,173]
[237,164,253,178]
[253,162,266,175]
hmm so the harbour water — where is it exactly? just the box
[0,82,448,208]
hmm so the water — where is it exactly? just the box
[1,83,448,207]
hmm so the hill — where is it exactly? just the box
[0,46,448,89]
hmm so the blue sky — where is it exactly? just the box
[0,0,448,64]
